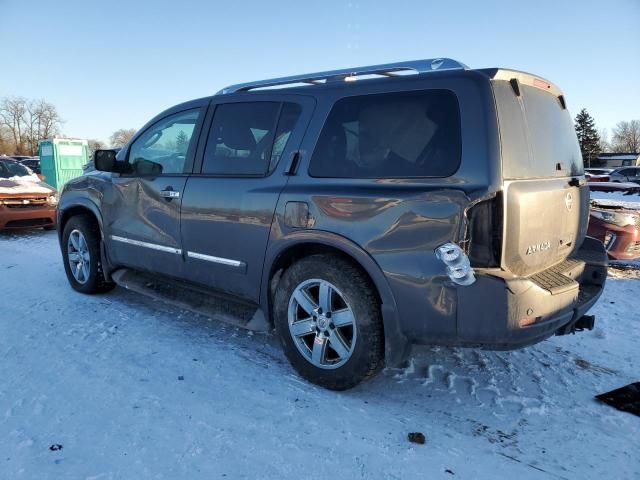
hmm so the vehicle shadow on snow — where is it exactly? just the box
[109,282,606,419]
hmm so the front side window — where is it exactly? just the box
[202,101,301,176]
[128,109,200,175]
[309,89,461,178]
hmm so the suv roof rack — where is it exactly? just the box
[216,58,468,95]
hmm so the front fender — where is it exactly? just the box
[58,194,104,238]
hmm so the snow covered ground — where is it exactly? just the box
[1,230,638,480]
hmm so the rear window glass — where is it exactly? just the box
[309,89,461,178]
[496,82,583,179]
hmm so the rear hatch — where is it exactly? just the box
[491,72,589,277]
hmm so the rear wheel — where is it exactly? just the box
[62,215,115,294]
[273,254,384,390]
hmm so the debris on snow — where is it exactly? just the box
[407,432,426,444]
[596,382,640,417]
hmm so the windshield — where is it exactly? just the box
[0,160,31,178]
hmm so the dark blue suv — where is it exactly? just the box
[57,58,607,389]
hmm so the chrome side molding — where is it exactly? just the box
[110,235,182,255]
[187,251,245,268]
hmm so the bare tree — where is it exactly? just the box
[109,128,137,148]
[598,128,610,153]
[0,97,28,154]
[612,120,640,153]
[25,99,63,155]
[0,125,14,154]
[0,96,63,155]
[87,139,106,155]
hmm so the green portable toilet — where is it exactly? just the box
[39,138,88,190]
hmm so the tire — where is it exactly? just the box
[61,215,115,294]
[273,254,384,390]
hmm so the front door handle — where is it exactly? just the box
[160,187,180,200]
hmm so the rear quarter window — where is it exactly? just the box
[309,89,461,178]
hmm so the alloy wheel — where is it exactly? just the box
[287,279,357,369]
[67,229,91,284]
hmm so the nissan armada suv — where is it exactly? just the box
[58,58,607,390]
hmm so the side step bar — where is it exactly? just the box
[111,269,270,332]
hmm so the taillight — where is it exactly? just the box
[465,193,503,268]
[435,243,476,286]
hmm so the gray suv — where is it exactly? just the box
[57,58,607,390]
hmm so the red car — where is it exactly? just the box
[588,182,640,260]
[585,168,612,182]
[585,172,610,182]
[0,157,58,231]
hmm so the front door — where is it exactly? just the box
[180,95,314,302]
[104,106,205,278]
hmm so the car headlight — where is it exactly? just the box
[46,194,59,206]
[590,209,638,228]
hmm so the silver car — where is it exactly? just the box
[609,166,640,184]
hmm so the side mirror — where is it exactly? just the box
[95,149,129,173]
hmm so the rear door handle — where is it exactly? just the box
[160,188,180,199]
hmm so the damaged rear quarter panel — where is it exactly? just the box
[303,187,472,341]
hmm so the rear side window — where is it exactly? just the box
[619,168,639,177]
[309,89,461,178]
[202,102,301,176]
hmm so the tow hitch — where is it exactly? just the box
[556,315,596,336]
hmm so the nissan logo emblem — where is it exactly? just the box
[565,192,573,211]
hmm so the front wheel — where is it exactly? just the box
[273,254,384,390]
[61,215,115,294]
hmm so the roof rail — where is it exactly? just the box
[216,58,467,95]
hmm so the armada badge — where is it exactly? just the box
[526,241,551,255]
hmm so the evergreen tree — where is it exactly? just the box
[574,108,600,167]
[175,130,189,153]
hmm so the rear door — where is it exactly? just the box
[493,77,588,276]
[105,106,205,278]
[180,94,314,302]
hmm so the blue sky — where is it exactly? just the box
[1,0,638,144]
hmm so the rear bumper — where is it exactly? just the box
[456,237,607,349]
[0,205,57,230]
